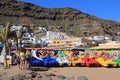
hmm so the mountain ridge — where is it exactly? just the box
[0,0,120,40]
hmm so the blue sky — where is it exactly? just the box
[20,0,120,22]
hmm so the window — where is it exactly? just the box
[31,39,33,41]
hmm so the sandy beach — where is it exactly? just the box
[49,67,120,80]
[0,66,120,80]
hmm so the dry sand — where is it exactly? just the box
[0,66,120,80]
[49,67,120,80]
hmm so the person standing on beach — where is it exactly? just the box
[19,49,26,70]
[25,50,31,69]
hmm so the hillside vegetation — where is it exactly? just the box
[0,0,120,39]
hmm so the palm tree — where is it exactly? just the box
[16,28,23,48]
[0,22,11,67]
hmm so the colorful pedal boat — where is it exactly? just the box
[43,56,59,67]
[71,57,85,67]
[96,57,117,67]
[30,57,44,66]
[113,58,120,67]
[82,57,100,67]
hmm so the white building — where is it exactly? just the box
[21,32,36,47]
[40,31,66,44]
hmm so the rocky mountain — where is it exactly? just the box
[0,0,120,40]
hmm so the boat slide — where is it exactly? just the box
[31,50,43,60]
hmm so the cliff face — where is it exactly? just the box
[0,0,120,39]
